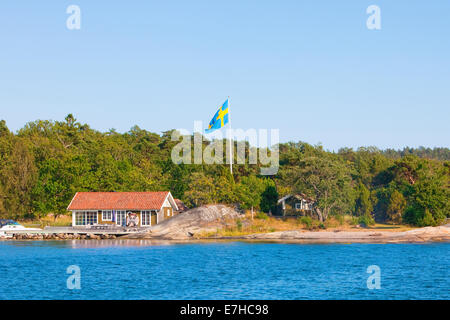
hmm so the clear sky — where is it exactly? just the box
[0,1,449,151]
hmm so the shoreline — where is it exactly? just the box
[3,225,449,245]
[128,224,450,244]
[2,237,449,245]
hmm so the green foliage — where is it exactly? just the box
[358,214,375,227]
[354,182,373,217]
[335,214,345,225]
[281,147,354,222]
[386,190,406,224]
[236,219,243,231]
[184,172,216,207]
[350,216,359,226]
[419,209,436,227]
[298,216,313,229]
[255,211,269,220]
[235,176,273,210]
[260,185,278,213]
[0,115,448,228]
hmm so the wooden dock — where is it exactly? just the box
[4,226,150,239]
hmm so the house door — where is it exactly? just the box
[151,212,157,225]
[116,211,127,227]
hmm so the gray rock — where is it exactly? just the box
[127,204,242,240]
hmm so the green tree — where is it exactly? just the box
[354,182,373,217]
[386,190,406,224]
[184,172,216,207]
[287,152,354,222]
[260,185,278,214]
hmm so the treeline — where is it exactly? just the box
[0,115,448,226]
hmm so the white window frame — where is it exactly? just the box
[102,210,112,221]
[74,211,85,226]
[141,210,152,226]
[86,211,98,225]
[116,210,127,226]
[74,211,98,226]
[295,203,302,210]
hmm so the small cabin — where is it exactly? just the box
[67,191,178,227]
[277,194,315,216]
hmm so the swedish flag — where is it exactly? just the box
[205,99,229,133]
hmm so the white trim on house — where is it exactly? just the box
[73,210,98,226]
[140,210,152,227]
[159,191,178,212]
[116,210,126,226]
[102,210,112,221]
[277,194,292,204]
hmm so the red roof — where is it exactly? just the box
[67,192,170,211]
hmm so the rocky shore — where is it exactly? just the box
[3,205,449,244]
[231,225,450,243]
[128,205,450,244]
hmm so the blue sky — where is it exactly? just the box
[0,1,449,150]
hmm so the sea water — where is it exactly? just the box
[0,240,448,300]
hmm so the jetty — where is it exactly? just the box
[4,226,147,240]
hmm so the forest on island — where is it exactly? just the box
[0,115,448,227]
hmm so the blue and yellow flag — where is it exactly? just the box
[205,99,229,134]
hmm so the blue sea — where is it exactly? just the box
[0,240,448,300]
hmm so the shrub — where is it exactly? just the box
[335,214,345,226]
[255,211,268,220]
[418,209,436,227]
[236,219,243,231]
[350,216,359,225]
[358,214,375,227]
[403,206,420,225]
[298,216,313,229]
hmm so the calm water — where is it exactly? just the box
[0,240,448,300]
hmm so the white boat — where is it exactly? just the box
[0,220,42,238]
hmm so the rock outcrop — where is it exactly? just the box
[128,204,242,240]
[238,225,450,243]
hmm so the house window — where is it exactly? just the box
[75,212,85,226]
[75,211,98,226]
[141,211,151,226]
[102,210,112,221]
[86,211,98,225]
[295,203,302,210]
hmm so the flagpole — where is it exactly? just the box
[228,96,233,175]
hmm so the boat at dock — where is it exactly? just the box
[0,220,42,238]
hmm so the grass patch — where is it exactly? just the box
[196,212,417,238]
[18,214,72,228]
